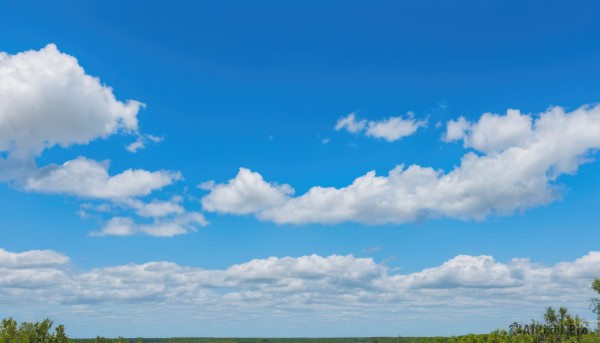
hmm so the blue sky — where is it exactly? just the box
[1,0,599,338]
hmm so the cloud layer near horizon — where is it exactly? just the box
[1,247,598,328]
[203,104,600,225]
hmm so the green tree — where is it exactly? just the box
[0,318,18,343]
[592,277,600,332]
[544,307,558,327]
[49,325,68,343]
[0,318,68,343]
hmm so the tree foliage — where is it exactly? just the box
[0,318,67,343]
[591,277,600,332]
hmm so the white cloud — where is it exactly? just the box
[201,168,294,215]
[552,251,600,280]
[402,255,520,289]
[365,113,428,142]
[125,134,164,153]
[444,109,534,152]
[122,197,185,218]
[75,194,199,237]
[0,248,69,269]
[91,212,208,237]
[146,134,163,143]
[335,112,427,142]
[24,157,181,200]
[0,249,70,289]
[335,113,366,133]
[22,156,202,237]
[1,247,598,333]
[197,180,216,191]
[125,138,145,153]
[0,44,142,159]
[139,212,207,237]
[92,217,137,237]
[204,104,600,224]
[443,116,470,142]
[225,254,383,284]
[0,45,199,238]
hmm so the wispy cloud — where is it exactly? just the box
[362,246,382,254]
[335,112,427,142]
[334,113,367,133]
[126,134,164,153]
[90,212,207,237]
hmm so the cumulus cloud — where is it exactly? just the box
[335,112,427,142]
[201,168,294,215]
[552,251,600,280]
[0,44,142,159]
[444,116,470,142]
[24,157,181,200]
[203,104,600,225]
[0,45,199,237]
[402,255,520,289]
[444,109,534,152]
[1,247,598,329]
